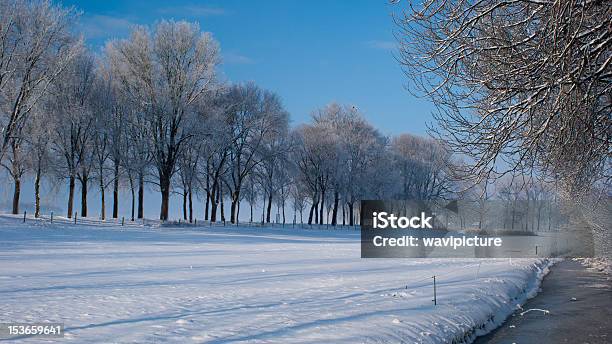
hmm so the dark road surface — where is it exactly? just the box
[474,260,611,344]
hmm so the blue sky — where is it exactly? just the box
[64,0,436,136]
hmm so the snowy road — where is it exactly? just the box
[0,216,550,343]
[474,260,611,344]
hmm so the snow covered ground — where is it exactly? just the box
[0,215,552,343]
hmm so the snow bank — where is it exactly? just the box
[577,257,612,274]
[0,215,552,343]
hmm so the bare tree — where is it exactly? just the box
[124,101,151,220]
[193,90,233,222]
[0,127,26,214]
[293,122,337,225]
[26,104,54,217]
[90,68,113,220]
[0,0,82,162]
[299,104,389,226]
[256,99,290,223]
[107,20,219,220]
[242,173,259,222]
[177,142,200,223]
[391,134,451,200]
[223,83,289,223]
[50,52,96,218]
[395,0,611,195]
[290,179,308,224]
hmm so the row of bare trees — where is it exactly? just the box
[292,104,452,226]
[0,0,454,224]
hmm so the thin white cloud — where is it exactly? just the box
[157,5,226,17]
[224,52,255,65]
[79,14,136,40]
[365,40,396,51]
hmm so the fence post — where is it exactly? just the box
[535,245,538,255]
[194,219,197,226]
[50,211,53,223]
[432,276,437,306]
[23,211,26,223]
[74,212,77,224]
[122,217,125,226]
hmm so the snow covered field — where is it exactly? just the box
[0,215,551,343]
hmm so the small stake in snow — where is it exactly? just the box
[50,211,53,223]
[535,245,538,255]
[74,212,77,224]
[432,275,437,306]
[122,217,125,226]
[23,211,27,223]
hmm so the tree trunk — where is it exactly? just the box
[319,189,325,225]
[12,177,20,215]
[210,182,218,222]
[210,192,217,222]
[188,188,193,223]
[205,191,210,221]
[261,196,266,223]
[182,190,187,221]
[99,173,106,220]
[34,165,41,218]
[331,190,339,226]
[282,200,286,224]
[230,191,239,224]
[159,173,170,221]
[126,175,134,221]
[113,161,119,218]
[210,199,218,222]
[80,176,88,217]
[250,202,253,222]
[130,184,135,221]
[67,175,75,218]
[308,201,315,225]
[348,201,354,226]
[220,184,225,222]
[10,142,21,215]
[266,193,273,223]
[204,172,210,221]
[137,172,144,219]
